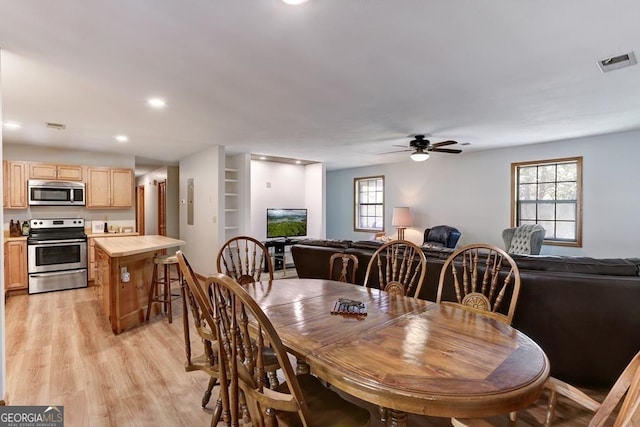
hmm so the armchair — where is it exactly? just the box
[423,225,461,248]
[502,224,546,255]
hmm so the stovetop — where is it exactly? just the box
[30,218,85,230]
[28,218,86,241]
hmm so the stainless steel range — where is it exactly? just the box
[27,218,88,294]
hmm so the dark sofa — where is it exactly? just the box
[290,238,640,388]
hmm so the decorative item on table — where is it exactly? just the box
[331,298,367,316]
[392,206,412,240]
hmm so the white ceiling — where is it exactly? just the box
[1,1,640,171]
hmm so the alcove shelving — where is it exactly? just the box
[224,167,240,239]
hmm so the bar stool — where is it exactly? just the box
[145,253,182,323]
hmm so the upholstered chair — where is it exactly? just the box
[423,225,461,248]
[502,224,546,255]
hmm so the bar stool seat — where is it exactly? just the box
[145,253,182,323]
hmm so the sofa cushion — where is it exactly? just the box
[510,254,640,276]
[295,239,352,249]
[351,240,383,250]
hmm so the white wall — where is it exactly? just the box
[0,49,6,402]
[250,160,323,240]
[327,130,640,258]
[178,145,224,275]
[305,163,325,238]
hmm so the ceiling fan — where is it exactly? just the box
[383,135,463,162]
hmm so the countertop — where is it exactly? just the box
[4,235,27,242]
[93,235,185,257]
[86,232,139,238]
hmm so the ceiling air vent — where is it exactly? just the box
[597,51,637,73]
[45,122,66,130]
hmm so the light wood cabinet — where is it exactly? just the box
[3,161,28,209]
[89,238,96,282]
[96,245,157,334]
[86,167,133,208]
[28,162,83,181]
[4,240,27,292]
[95,246,111,318]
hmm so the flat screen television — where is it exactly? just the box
[266,208,307,239]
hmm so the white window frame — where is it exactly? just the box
[354,175,384,232]
[511,156,583,247]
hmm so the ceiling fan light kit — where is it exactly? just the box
[410,150,430,162]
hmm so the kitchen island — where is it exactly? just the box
[94,235,185,334]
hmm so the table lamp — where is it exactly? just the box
[391,207,412,240]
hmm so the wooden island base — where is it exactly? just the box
[94,235,185,334]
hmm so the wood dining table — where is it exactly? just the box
[242,278,550,426]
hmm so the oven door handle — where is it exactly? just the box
[30,269,87,278]
[29,238,87,245]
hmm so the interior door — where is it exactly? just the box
[158,180,167,236]
[136,185,145,235]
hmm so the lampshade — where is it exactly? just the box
[410,149,430,162]
[392,207,412,227]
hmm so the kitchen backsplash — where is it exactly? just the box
[4,207,135,235]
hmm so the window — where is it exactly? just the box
[511,157,582,246]
[354,175,384,232]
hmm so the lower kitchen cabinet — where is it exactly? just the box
[4,240,28,293]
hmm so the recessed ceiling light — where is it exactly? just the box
[295,160,301,164]
[115,135,129,143]
[282,0,309,4]
[259,156,267,160]
[147,97,166,108]
[3,122,21,129]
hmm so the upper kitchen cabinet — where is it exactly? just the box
[86,167,133,208]
[3,160,27,209]
[28,162,83,181]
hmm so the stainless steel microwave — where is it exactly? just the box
[28,180,86,206]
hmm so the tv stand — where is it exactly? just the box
[263,239,298,272]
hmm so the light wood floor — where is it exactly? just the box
[4,285,609,426]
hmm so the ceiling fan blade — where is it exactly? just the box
[378,149,412,155]
[430,148,462,154]
[431,140,458,148]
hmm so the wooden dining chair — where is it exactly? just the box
[437,243,522,425]
[216,236,274,285]
[452,350,640,427]
[178,251,280,425]
[329,252,359,284]
[436,243,521,325]
[363,239,427,297]
[176,251,225,424]
[205,272,371,427]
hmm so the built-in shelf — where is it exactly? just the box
[225,160,242,240]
